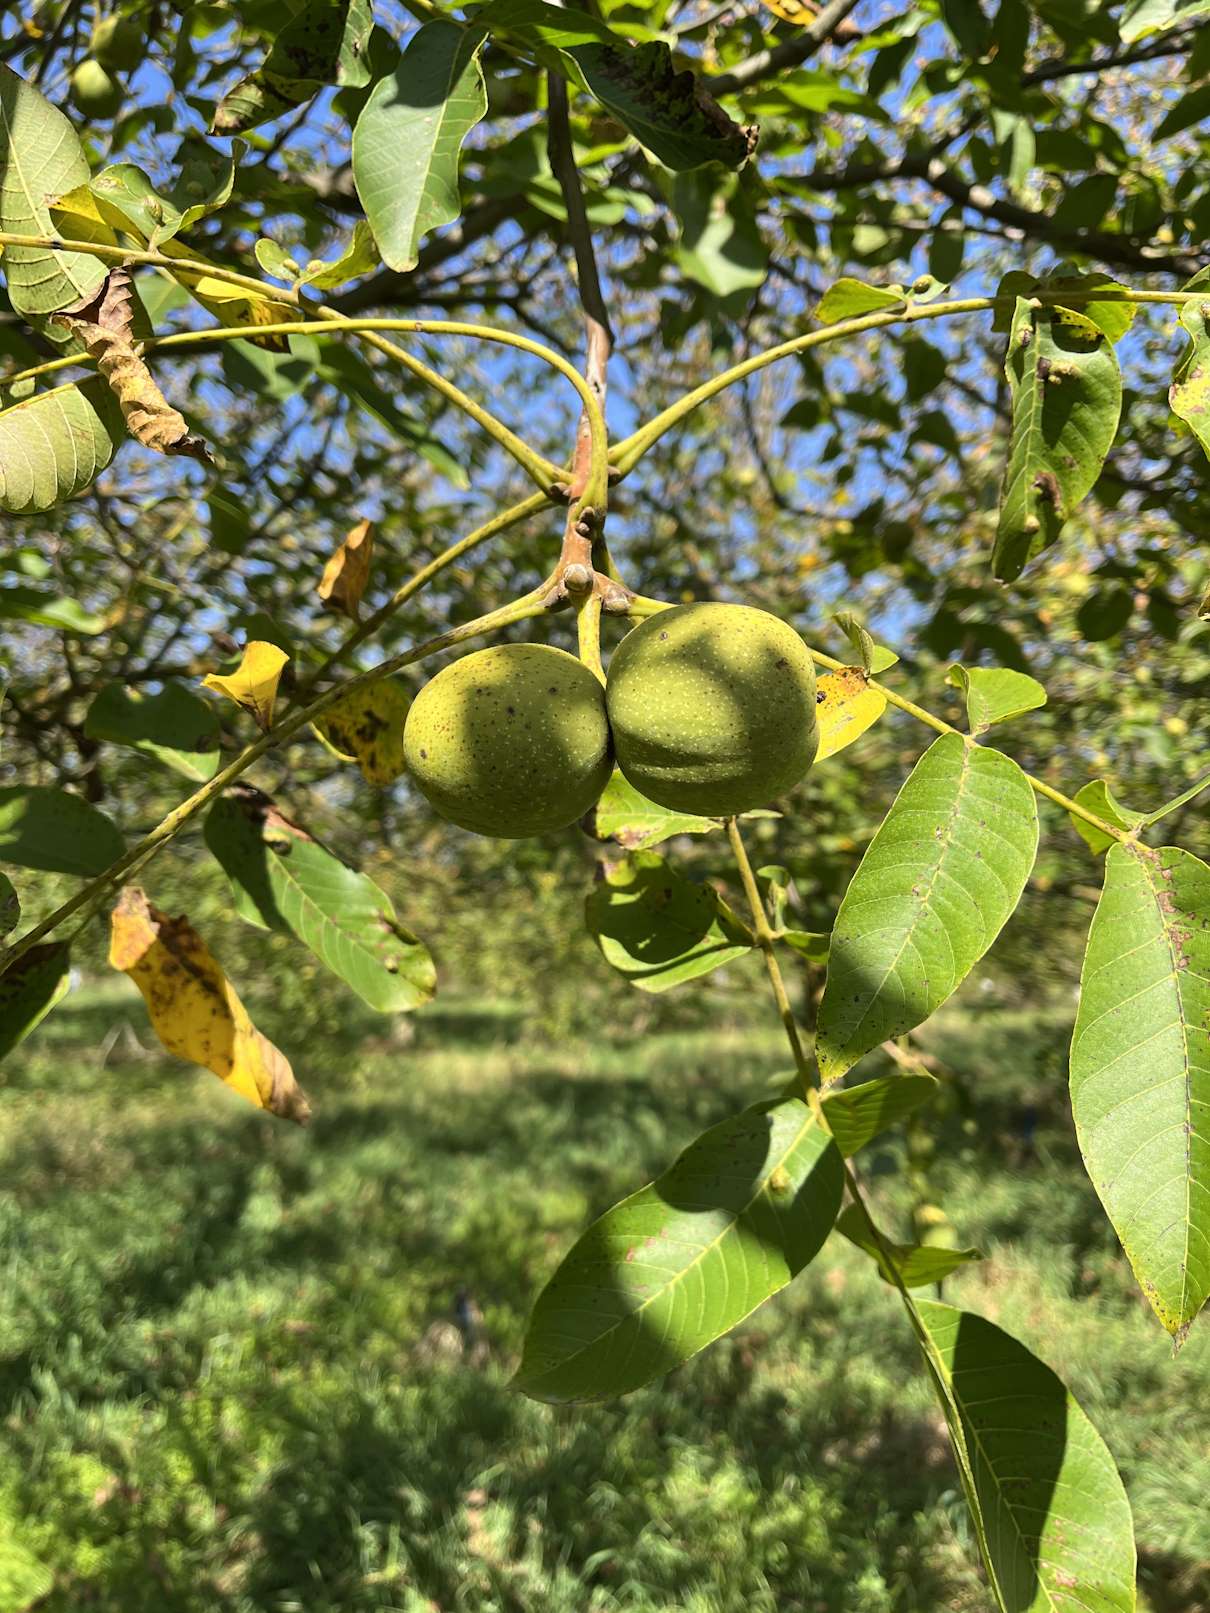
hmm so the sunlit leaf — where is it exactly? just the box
[204,786,436,1013]
[515,1095,844,1402]
[1071,843,1210,1340]
[586,850,753,993]
[0,585,107,634]
[1120,0,1210,42]
[994,297,1122,580]
[945,664,1047,735]
[202,641,290,730]
[816,278,904,322]
[1170,267,1210,463]
[816,735,1039,1083]
[0,380,124,513]
[352,22,488,273]
[109,887,310,1123]
[814,667,887,761]
[316,517,374,621]
[1068,780,1143,856]
[0,65,106,316]
[589,769,718,852]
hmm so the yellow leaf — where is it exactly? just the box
[55,267,210,460]
[317,518,374,621]
[815,667,887,762]
[202,640,289,729]
[313,679,409,786]
[109,886,310,1123]
[759,0,820,23]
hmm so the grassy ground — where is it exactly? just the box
[0,978,1207,1613]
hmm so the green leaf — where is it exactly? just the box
[816,735,1039,1083]
[672,171,767,299]
[83,152,240,250]
[816,277,904,322]
[1121,0,1210,42]
[835,1205,980,1286]
[84,682,221,781]
[515,1096,844,1402]
[0,787,123,877]
[0,380,124,514]
[0,585,106,635]
[831,610,899,674]
[351,22,488,274]
[0,1515,55,1609]
[1071,842,1210,1341]
[779,928,830,964]
[585,850,753,993]
[1069,781,1144,856]
[945,664,1047,735]
[821,1073,937,1156]
[1077,583,1134,642]
[213,0,375,133]
[299,219,380,290]
[476,0,752,171]
[1170,269,1210,463]
[590,769,717,852]
[0,942,71,1064]
[0,875,18,938]
[0,65,106,316]
[1043,274,1137,343]
[993,298,1122,581]
[915,1301,1136,1613]
[203,788,436,1013]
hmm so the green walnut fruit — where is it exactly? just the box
[69,59,124,119]
[403,643,611,838]
[91,12,145,72]
[605,602,818,816]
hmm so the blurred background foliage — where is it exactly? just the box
[2,0,1210,1606]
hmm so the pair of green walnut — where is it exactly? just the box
[402,602,821,838]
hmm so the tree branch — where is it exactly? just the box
[709,0,863,96]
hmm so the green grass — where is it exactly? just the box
[0,980,1207,1612]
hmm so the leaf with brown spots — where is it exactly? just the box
[814,667,887,762]
[317,518,374,621]
[312,678,409,786]
[202,640,290,730]
[54,268,210,461]
[109,887,310,1123]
